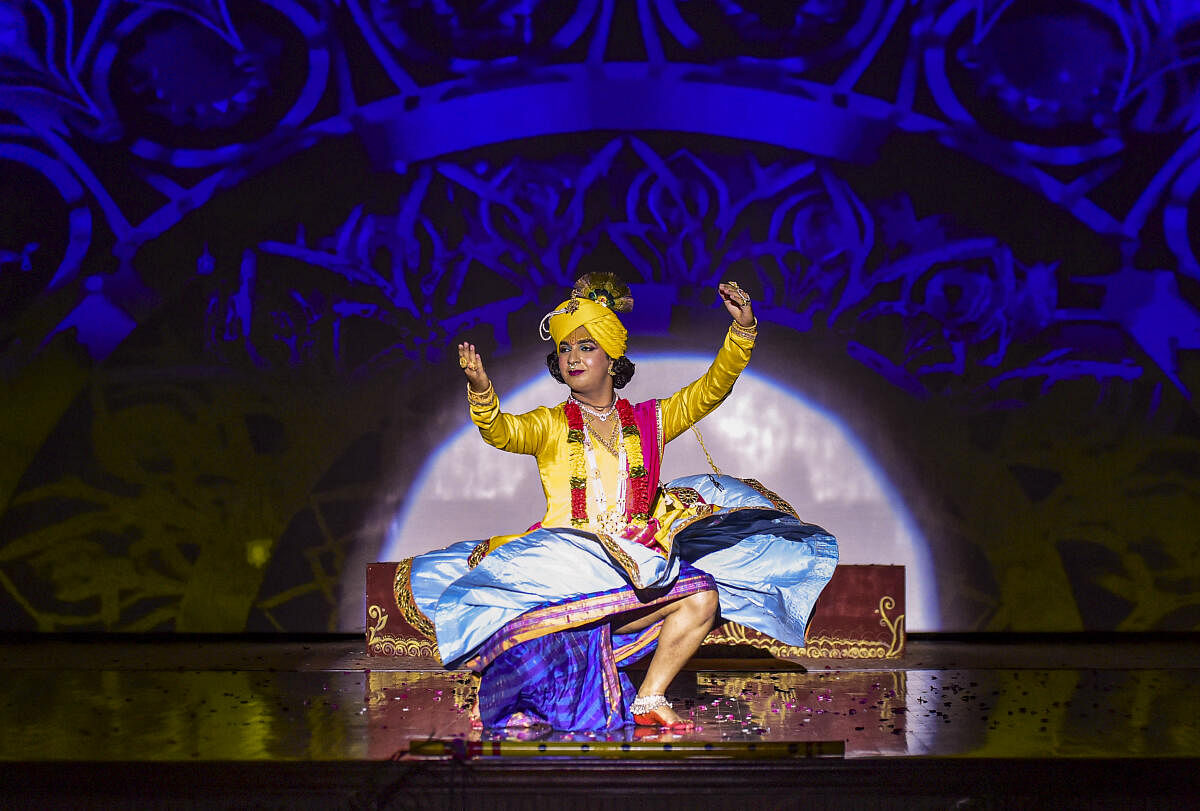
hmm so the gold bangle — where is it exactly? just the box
[467,380,496,406]
[730,319,758,341]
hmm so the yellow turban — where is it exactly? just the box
[542,298,628,359]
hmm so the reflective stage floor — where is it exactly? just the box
[2,635,1198,808]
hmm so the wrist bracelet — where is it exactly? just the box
[730,318,758,341]
[467,380,496,406]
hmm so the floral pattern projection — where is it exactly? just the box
[1,0,1200,642]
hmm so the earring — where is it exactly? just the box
[607,361,615,377]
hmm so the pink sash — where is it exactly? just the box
[527,398,664,549]
[632,398,662,495]
[618,399,663,551]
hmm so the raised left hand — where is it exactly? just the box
[717,282,755,327]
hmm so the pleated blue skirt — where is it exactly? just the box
[408,474,838,730]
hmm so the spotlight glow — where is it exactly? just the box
[383,356,939,630]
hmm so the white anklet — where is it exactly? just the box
[629,695,671,714]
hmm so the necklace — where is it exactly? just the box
[571,394,616,422]
[582,420,627,536]
[564,399,652,533]
[586,416,621,456]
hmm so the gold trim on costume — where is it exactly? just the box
[393,559,438,642]
[655,478,801,554]
[659,502,771,551]
[737,478,800,519]
[655,400,664,463]
[613,623,662,661]
[467,540,490,569]
[663,487,704,510]
[595,532,644,588]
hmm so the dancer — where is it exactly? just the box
[405,273,838,730]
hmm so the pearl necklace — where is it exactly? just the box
[570,394,617,422]
[581,420,627,536]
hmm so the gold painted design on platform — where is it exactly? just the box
[791,637,891,658]
[393,559,437,641]
[878,595,906,658]
[703,594,905,659]
[700,670,905,729]
[367,604,440,658]
[881,670,906,724]
[463,671,481,711]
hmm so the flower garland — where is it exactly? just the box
[564,398,650,530]
[565,401,588,527]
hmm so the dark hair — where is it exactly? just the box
[546,352,636,389]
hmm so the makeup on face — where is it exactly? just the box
[558,327,607,385]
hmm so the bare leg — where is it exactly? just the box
[612,589,718,726]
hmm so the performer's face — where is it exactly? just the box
[557,327,611,396]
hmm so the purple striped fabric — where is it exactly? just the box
[478,562,716,730]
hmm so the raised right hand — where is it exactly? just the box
[458,342,491,392]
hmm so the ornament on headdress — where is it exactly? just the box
[571,272,634,313]
[538,273,633,359]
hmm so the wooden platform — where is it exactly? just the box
[367,563,906,660]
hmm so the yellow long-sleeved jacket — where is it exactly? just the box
[468,324,755,536]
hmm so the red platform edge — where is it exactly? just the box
[366,563,904,660]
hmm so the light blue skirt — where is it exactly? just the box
[410,474,839,669]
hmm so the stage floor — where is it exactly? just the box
[2,635,1199,761]
[3,635,1200,808]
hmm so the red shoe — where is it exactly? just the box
[632,727,686,741]
[630,695,694,731]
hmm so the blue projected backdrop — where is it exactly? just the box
[1,0,1199,633]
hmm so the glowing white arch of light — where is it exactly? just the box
[382,356,939,630]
